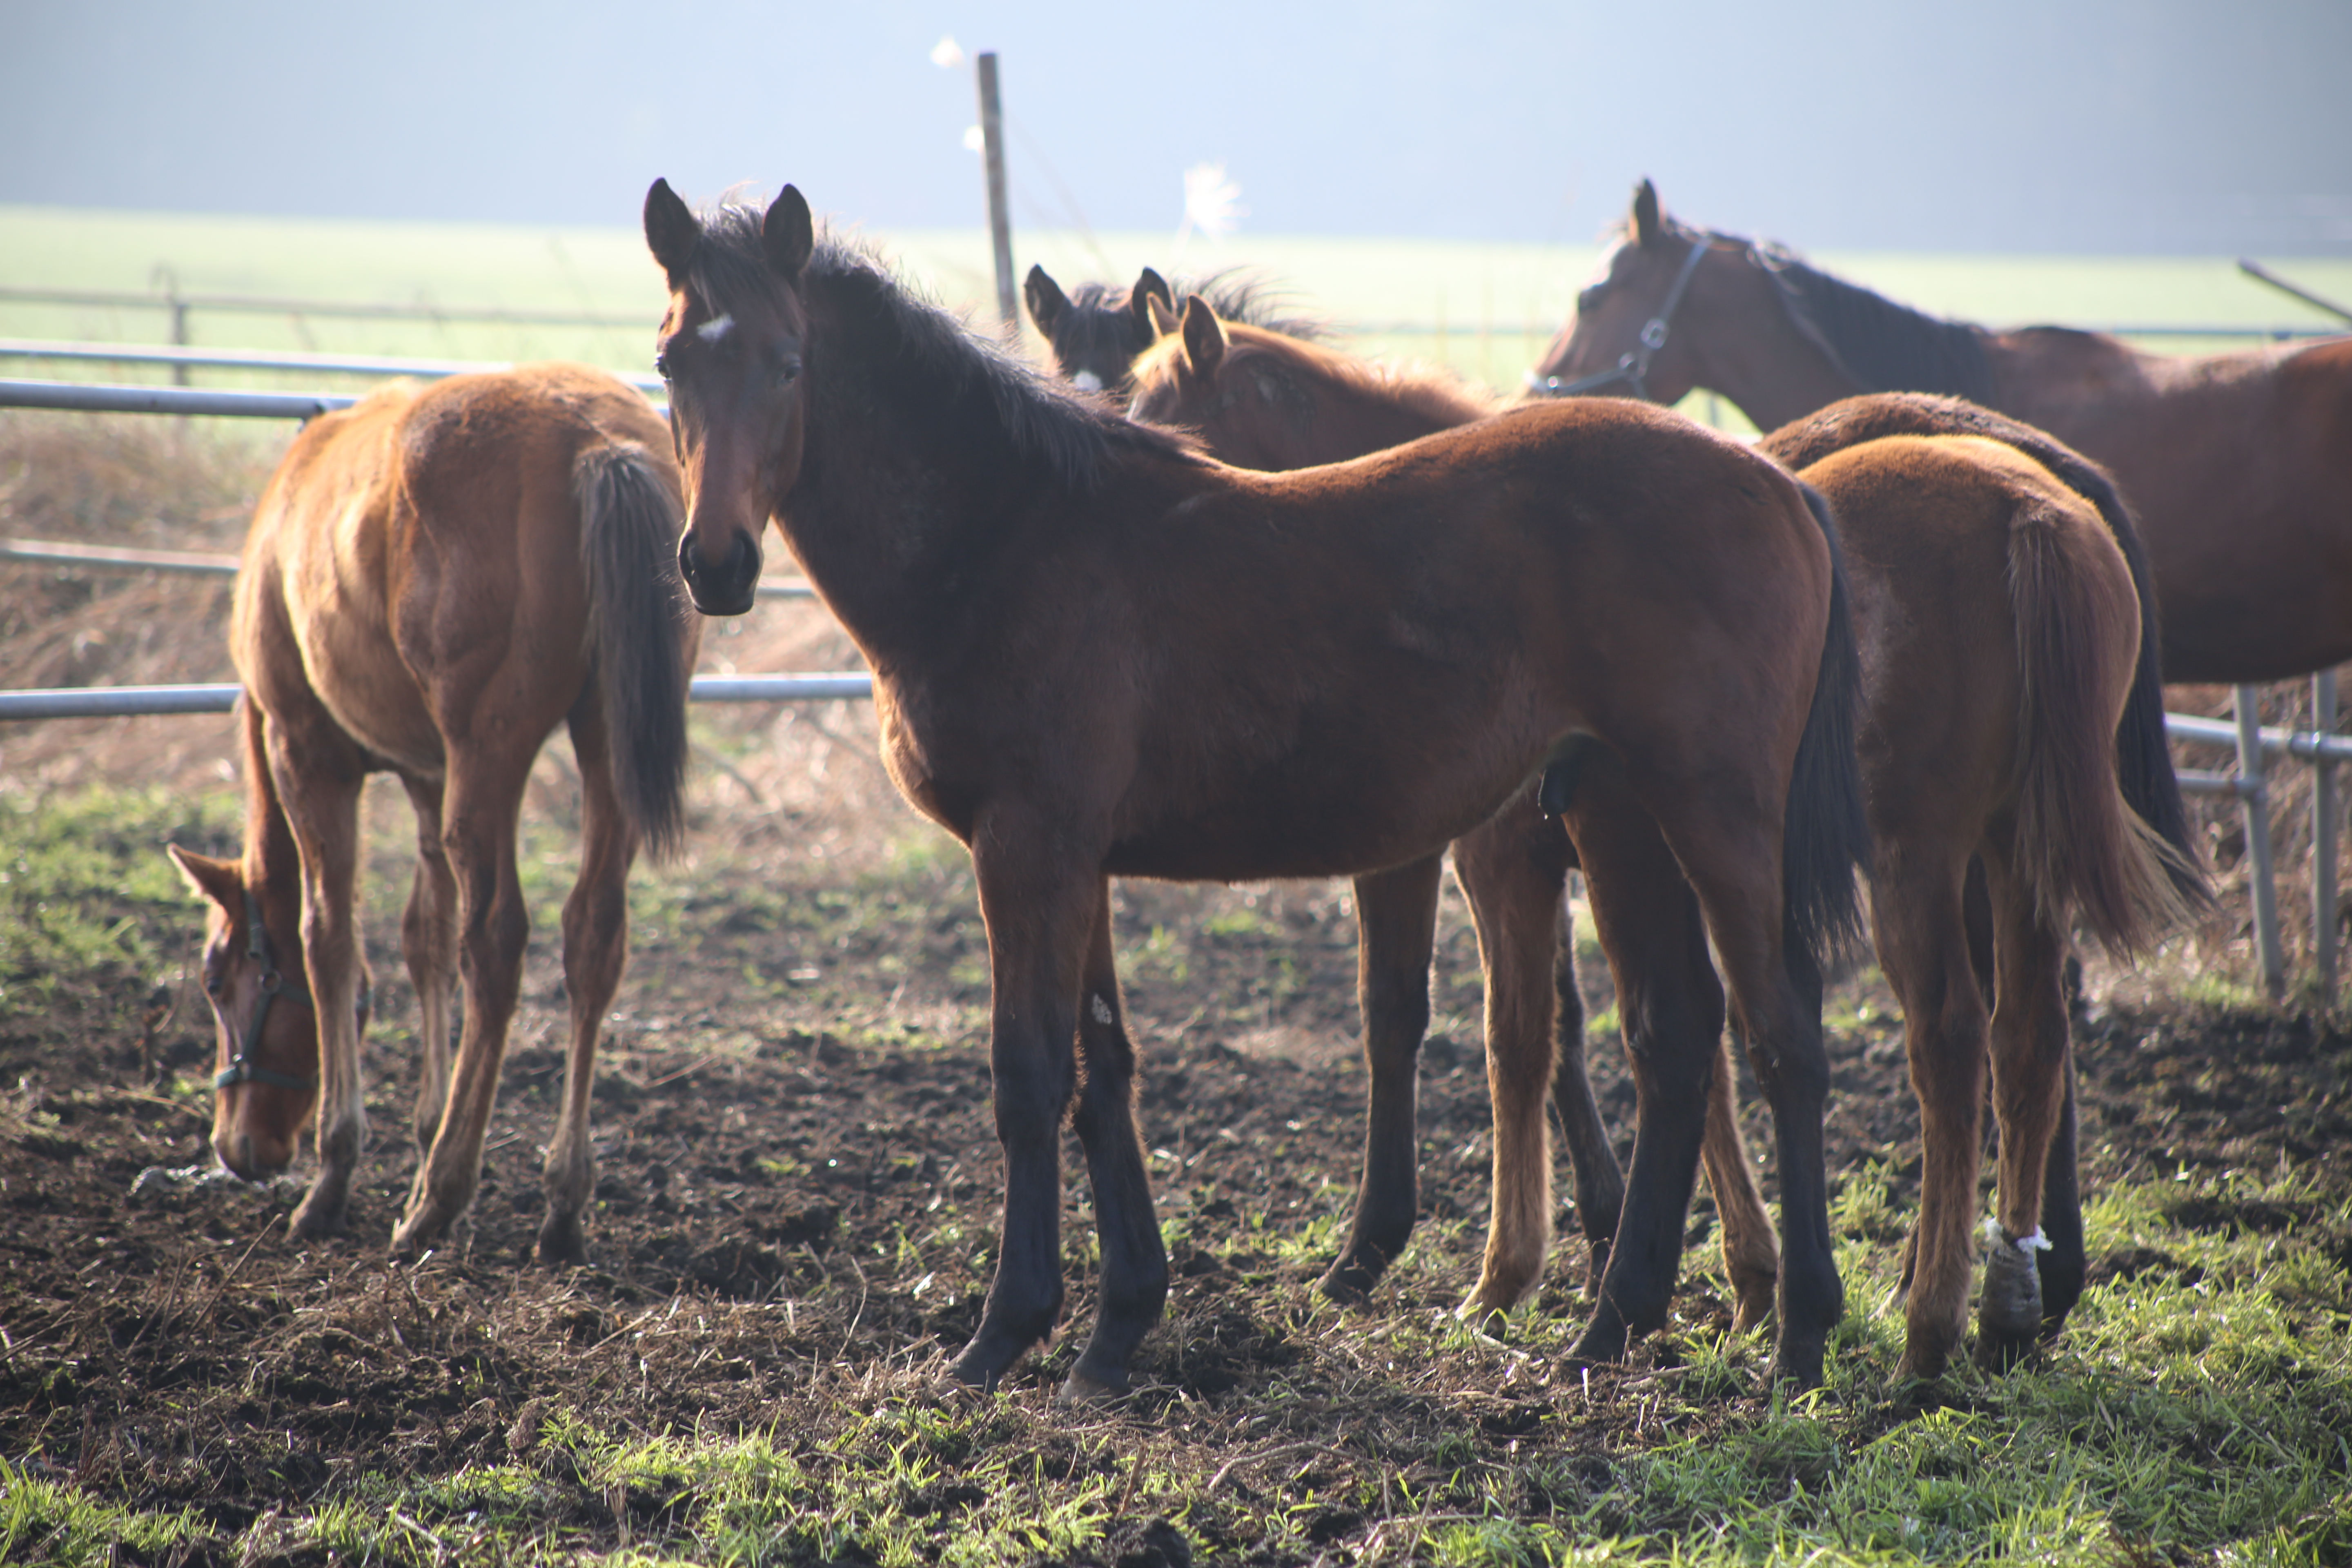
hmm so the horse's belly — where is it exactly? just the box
[293,606,443,776]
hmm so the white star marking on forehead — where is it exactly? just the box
[1072,370,1104,392]
[696,314,735,343]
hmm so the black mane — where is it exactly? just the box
[686,205,1199,490]
[1747,238,1995,403]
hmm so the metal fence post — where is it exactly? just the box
[974,52,1017,337]
[2316,670,2339,993]
[2235,684,2286,996]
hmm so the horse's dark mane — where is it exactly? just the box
[1728,228,1996,403]
[686,205,1199,489]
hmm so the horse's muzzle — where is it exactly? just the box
[678,526,762,617]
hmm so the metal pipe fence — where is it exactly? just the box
[11,341,2352,996]
[0,675,871,723]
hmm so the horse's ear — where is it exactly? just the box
[1025,266,1067,336]
[1631,178,1664,248]
[1144,290,1178,340]
[763,185,815,279]
[1179,294,1227,377]
[1131,267,1173,335]
[644,178,702,285]
[166,843,243,913]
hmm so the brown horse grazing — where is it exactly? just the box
[645,180,1869,1394]
[1132,303,2202,1376]
[1530,178,2352,685]
[1024,263,1309,394]
[165,363,699,1263]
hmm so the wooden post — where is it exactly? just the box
[975,52,1017,336]
[2235,684,2286,997]
[2316,670,2339,993]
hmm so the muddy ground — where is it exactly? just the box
[3,416,2351,1561]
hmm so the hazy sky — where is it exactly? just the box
[7,0,2348,254]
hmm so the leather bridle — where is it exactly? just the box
[213,890,332,1094]
[1525,235,1713,401]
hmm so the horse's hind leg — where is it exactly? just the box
[1547,884,1626,1294]
[1063,879,1168,1400]
[1663,810,1842,1385]
[1321,852,1442,1303]
[2034,1063,2087,1334]
[1556,782,1727,1365]
[1874,852,1987,1381]
[1451,797,1575,1320]
[1698,1041,1780,1333]
[1976,851,2073,1370]
[393,735,537,1254]
[535,704,639,1266]
[398,774,458,1155]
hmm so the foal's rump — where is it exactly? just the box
[247,365,689,840]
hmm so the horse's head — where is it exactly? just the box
[1025,265,1173,395]
[166,845,366,1180]
[1528,179,1722,405]
[1125,292,1277,458]
[644,179,815,616]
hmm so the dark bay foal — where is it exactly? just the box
[645,182,1866,1394]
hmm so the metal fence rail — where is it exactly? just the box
[0,337,663,393]
[2,537,817,601]
[0,674,872,722]
[0,378,358,419]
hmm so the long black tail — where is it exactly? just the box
[1782,481,1873,969]
[1759,393,2206,909]
[576,441,695,860]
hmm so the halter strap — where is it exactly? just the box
[214,889,325,1094]
[1526,234,1713,401]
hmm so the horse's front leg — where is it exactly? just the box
[1061,879,1168,1400]
[265,719,371,1239]
[950,818,1101,1392]
[1319,852,1443,1303]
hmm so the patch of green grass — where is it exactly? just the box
[0,784,238,1014]
[0,1458,209,1568]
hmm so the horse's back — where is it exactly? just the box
[238,365,675,775]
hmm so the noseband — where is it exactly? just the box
[212,890,360,1094]
[1526,235,1713,401]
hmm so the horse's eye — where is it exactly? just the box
[775,356,802,388]
[654,352,673,381]
[1575,284,1606,315]
[204,972,223,997]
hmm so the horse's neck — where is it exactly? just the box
[784,356,1054,665]
[1694,302,1873,431]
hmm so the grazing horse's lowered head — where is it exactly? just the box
[165,843,370,1180]
[645,178,815,616]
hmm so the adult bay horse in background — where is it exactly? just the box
[1024,263,1310,394]
[1132,301,2202,1375]
[645,180,1869,1394]
[1530,178,2352,685]
[166,364,699,1263]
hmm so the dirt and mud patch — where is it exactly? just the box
[4,416,2352,1559]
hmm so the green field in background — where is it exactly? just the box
[3,204,2347,402]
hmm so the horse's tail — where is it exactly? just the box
[2034,455,2210,912]
[1760,393,2205,909]
[576,440,694,861]
[2008,489,2200,956]
[1782,482,1872,971]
